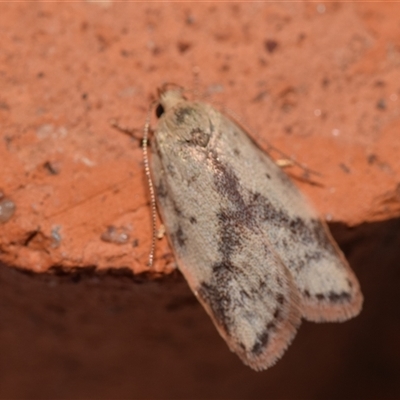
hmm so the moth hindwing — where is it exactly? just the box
[148,87,363,371]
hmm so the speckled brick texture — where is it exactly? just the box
[0,2,399,398]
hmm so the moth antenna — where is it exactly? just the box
[110,113,158,266]
[264,144,322,179]
[142,103,158,267]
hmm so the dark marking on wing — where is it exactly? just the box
[198,261,237,333]
[251,331,270,355]
[166,163,176,177]
[171,225,187,248]
[266,321,276,331]
[198,260,279,333]
[328,291,351,302]
[304,290,351,304]
[276,293,285,305]
[198,254,287,353]
[310,220,338,257]
[172,200,182,216]
[211,151,247,209]
[240,289,251,302]
[259,278,267,289]
[231,126,239,137]
[289,217,310,237]
[189,216,197,224]
[187,127,210,147]
[273,308,281,320]
[209,152,343,274]
[251,305,288,356]
[155,180,168,198]
[217,209,246,259]
[175,107,194,125]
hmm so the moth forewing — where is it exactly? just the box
[206,109,363,324]
[149,87,363,371]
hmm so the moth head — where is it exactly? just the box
[156,84,187,118]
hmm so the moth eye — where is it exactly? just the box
[155,104,164,118]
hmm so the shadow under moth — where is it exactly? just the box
[146,85,363,371]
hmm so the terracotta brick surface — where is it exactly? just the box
[0,2,399,398]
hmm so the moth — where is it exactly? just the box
[145,85,363,371]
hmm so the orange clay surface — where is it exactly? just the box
[1,2,400,274]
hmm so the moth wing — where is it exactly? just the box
[150,91,362,370]
[151,123,302,371]
[195,232,303,371]
[215,113,363,322]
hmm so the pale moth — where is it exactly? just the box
[143,85,363,371]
